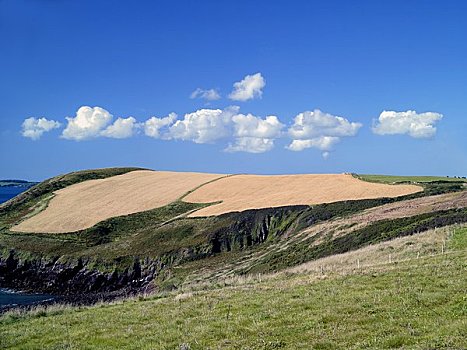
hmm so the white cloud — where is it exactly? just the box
[228,73,265,101]
[21,117,61,140]
[232,114,284,138]
[167,106,239,143]
[161,107,283,152]
[372,110,443,138]
[101,117,139,139]
[226,137,275,153]
[190,88,221,101]
[288,109,361,139]
[144,113,177,139]
[62,106,113,141]
[286,136,340,152]
[286,109,362,157]
[225,113,284,153]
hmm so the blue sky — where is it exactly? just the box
[0,0,466,181]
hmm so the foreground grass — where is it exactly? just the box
[1,232,466,350]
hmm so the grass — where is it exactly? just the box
[448,226,467,250]
[1,225,465,349]
[356,174,467,184]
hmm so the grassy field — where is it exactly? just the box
[357,174,467,184]
[1,226,465,349]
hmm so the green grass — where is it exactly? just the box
[356,174,467,184]
[1,233,465,349]
[448,226,467,250]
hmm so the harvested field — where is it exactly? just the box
[185,174,422,217]
[12,170,224,233]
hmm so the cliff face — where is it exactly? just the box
[0,205,307,296]
[0,252,152,296]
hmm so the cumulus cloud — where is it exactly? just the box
[286,109,362,157]
[167,106,239,143]
[190,88,221,101]
[232,114,284,138]
[101,117,139,139]
[144,113,177,139]
[372,110,443,138]
[225,113,284,153]
[228,73,265,101]
[287,136,340,152]
[62,106,113,141]
[288,109,361,139]
[226,137,275,153]
[21,117,61,140]
[25,103,368,157]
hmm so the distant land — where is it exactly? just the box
[0,180,37,205]
[0,180,38,188]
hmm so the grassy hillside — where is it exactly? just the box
[0,169,466,348]
[1,226,465,349]
[1,168,466,295]
[356,174,467,184]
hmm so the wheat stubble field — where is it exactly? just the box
[11,171,422,233]
[185,173,422,217]
[11,170,224,233]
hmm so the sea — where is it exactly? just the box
[0,186,26,203]
[0,185,56,308]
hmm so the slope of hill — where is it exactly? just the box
[0,167,465,301]
[11,170,225,233]
[10,171,422,233]
[1,225,465,349]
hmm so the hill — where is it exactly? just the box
[0,167,466,348]
[11,170,421,233]
[0,167,465,295]
[1,225,465,349]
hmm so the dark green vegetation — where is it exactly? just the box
[1,226,465,349]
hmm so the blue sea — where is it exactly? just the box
[0,289,54,309]
[0,186,56,308]
[0,186,27,204]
